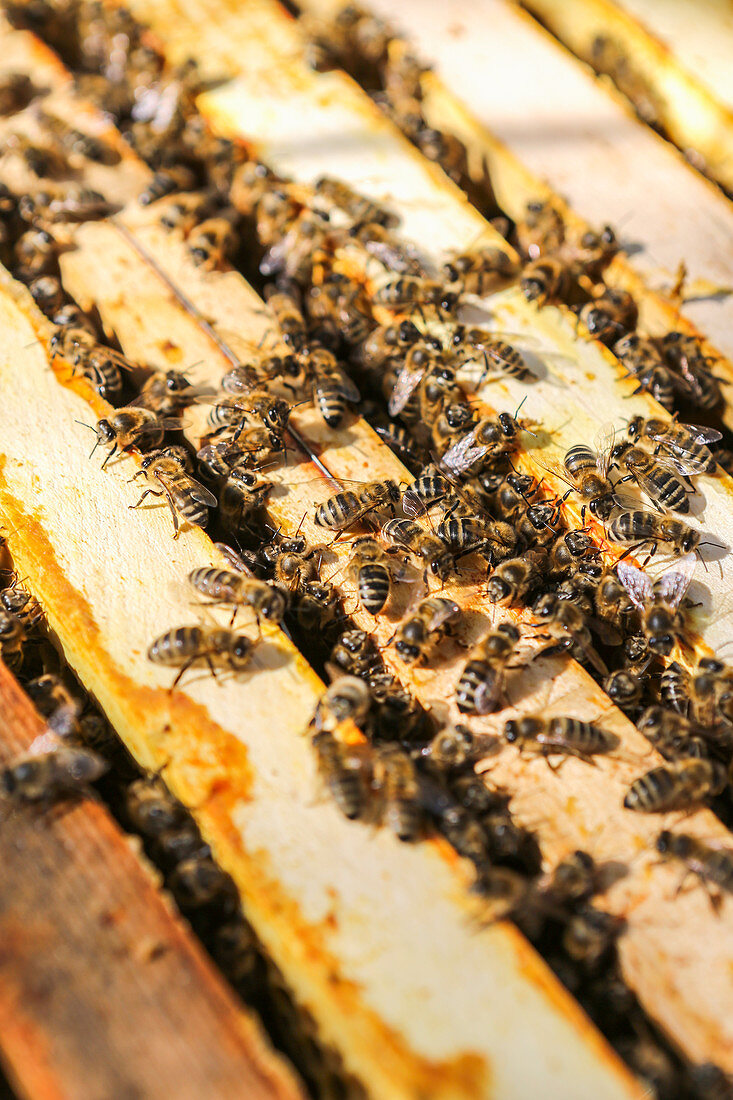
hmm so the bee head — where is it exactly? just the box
[96,418,115,442]
[504,720,518,744]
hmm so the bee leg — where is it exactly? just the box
[129,488,164,509]
[545,754,566,775]
[101,443,118,469]
[170,656,198,691]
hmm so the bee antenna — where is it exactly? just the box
[513,395,528,418]
[74,419,96,434]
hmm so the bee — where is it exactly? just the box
[14,227,62,279]
[573,226,620,281]
[147,625,255,688]
[561,429,620,521]
[306,271,374,346]
[312,730,373,820]
[549,530,600,575]
[532,592,609,675]
[504,715,617,763]
[591,34,663,125]
[482,470,538,522]
[594,568,636,632]
[35,108,120,165]
[418,364,465,430]
[199,427,283,473]
[689,658,733,729]
[187,216,238,270]
[372,275,458,317]
[28,275,65,317]
[612,442,693,514]
[130,451,217,538]
[542,850,599,907]
[381,517,454,581]
[346,535,407,616]
[660,660,691,716]
[617,553,696,655]
[414,126,469,184]
[514,500,563,549]
[607,511,700,556]
[613,334,678,411]
[0,610,27,670]
[449,326,531,381]
[521,257,571,306]
[261,209,330,281]
[314,479,400,531]
[0,72,38,116]
[264,281,307,351]
[0,581,41,627]
[0,746,108,802]
[442,247,519,294]
[329,629,379,678]
[486,548,547,606]
[52,305,97,336]
[430,402,477,456]
[437,509,517,563]
[635,706,709,760]
[308,346,361,427]
[219,468,274,533]
[52,329,133,403]
[125,775,184,837]
[83,408,175,467]
[660,332,723,410]
[602,669,644,717]
[313,175,397,227]
[205,392,290,439]
[357,318,421,371]
[657,830,733,903]
[383,341,444,419]
[189,559,287,630]
[4,133,70,179]
[392,596,460,665]
[516,199,566,260]
[553,563,603,618]
[401,464,452,517]
[23,185,119,224]
[314,676,372,733]
[169,855,236,911]
[156,191,215,234]
[374,744,422,841]
[139,165,200,206]
[351,220,427,275]
[368,672,426,742]
[578,288,637,346]
[134,369,205,417]
[626,416,722,475]
[25,674,80,738]
[455,623,521,716]
[439,413,523,478]
[624,759,727,812]
[425,724,478,771]
[562,907,623,971]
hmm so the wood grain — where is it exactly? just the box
[0,659,303,1100]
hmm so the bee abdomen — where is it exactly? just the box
[358,564,390,615]
[314,490,360,528]
[385,798,422,842]
[189,567,241,602]
[148,627,203,665]
[456,660,498,715]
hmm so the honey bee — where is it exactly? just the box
[197,432,275,478]
[219,468,273,533]
[139,165,200,206]
[25,674,80,738]
[578,288,637,346]
[504,715,617,763]
[134,369,205,417]
[449,326,531,381]
[82,408,176,467]
[0,610,27,670]
[374,744,422,841]
[23,185,118,223]
[562,907,623,971]
[264,281,307,351]
[548,530,599,574]
[521,257,571,306]
[130,451,217,538]
[329,629,379,678]
[52,328,134,403]
[613,334,678,412]
[189,557,287,630]
[169,855,236,910]
[351,220,427,276]
[392,596,460,665]
[425,724,478,771]
[261,209,330,281]
[313,174,397,228]
[486,548,548,606]
[1,581,41,627]
[439,413,522,478]
[314,479,400,531]
[0,746,108,801]
[437,508,517,563]
[35,108,120,165]
[656,830,733,904]
[626,416,722,476]
[206,392,290,439]
[308,346,361,427]
[617,554,695,655]
[513,500,564,549]
[357,318,421,371]
[156,191,215,234]
[381,517,454,581]
[442,247,519,294]
[602,668,644,717]
[401,464,452,516]
[368,672,426,742]
[147,625,255,688]
[15,227,62,279]
[560,429,621,521]
[635,706,708,760]
[607,511,700,556]
[28,274,65,316]
[456,623,520,715]
[125,775,184,837]
[532,592,609,675]
[659,660,691,716]
[306,271,374,346]
[541,849,599,907]
[0,72,38,116]
[4,133,70,179]
[51,305,97,336]
[372,275,458,317]
[660,332,723,410]
[591,35,664,125]
[346,535,408,615]
[612,442,694,514]
[312,729,373,820]
[516,199,566,260]
[594,568,636,633]
[430,402,477,456]
[624,758,727,812]
[689,658,733,729]
[481,470,538,522]
[314,676,372,733]
[187,216,238,270]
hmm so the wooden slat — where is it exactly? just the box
[0,659,302,1100]
[299,0,733,434]
[46,4,733,1068]
[522,0,733,193]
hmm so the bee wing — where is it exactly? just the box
[186,477,219,507]
[134,416,184,435]
[616,561,654,610]
[482,340,527,373]
[657,553,696,609]
[594,423,617,478]
[330,367,361,404]
[647,450,701,477]
[401,489,428,517]
[439,431,486,477]
[213,542,256,576]
[91,347,136,372]
[647,421,723,447]
[425,599,461,631]
[387,365,425,416]
[610,487,652,512]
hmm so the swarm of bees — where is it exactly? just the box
[5,2,733,1092]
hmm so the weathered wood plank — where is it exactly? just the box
[0,659,303,1100]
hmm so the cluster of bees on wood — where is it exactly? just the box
[2,2,733,1095]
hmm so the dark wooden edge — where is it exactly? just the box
[0,659,303,1100]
